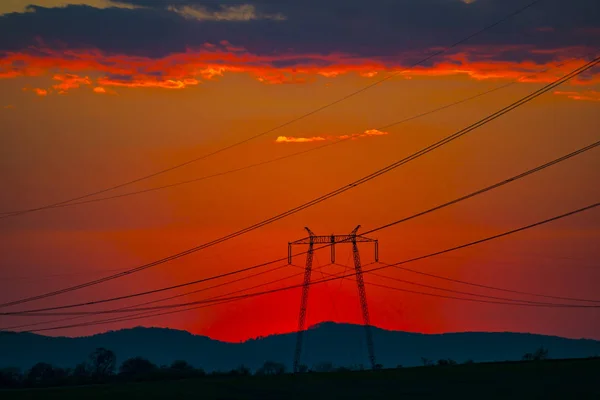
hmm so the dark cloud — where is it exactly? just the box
[0,0,598,62]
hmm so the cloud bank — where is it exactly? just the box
[0,0,598,94]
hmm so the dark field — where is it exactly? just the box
[2,358,599,400]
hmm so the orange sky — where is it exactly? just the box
[0,0,599,342]
[2,68,599,341]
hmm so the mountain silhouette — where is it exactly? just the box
[1,322,598,372]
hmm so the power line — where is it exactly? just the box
[313,264,582,307]
[3,264,340,332]
[5,202,599,317]
[0,266,295,331]
[2,54,595,310]
[317,263,590,308]
[0,268,130,282]
[377,261,600,304]
[0,254,291,309]
[367,269,591,306]
[361,138,600,237]
[0,0,542,219]
[363,279,582,308]
[0,261,333,331]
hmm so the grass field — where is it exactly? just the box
[2,358,599,399]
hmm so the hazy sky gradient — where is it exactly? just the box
[0,0,599,341]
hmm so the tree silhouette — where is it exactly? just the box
[26,362,56,385]
[533,346,549,361]
[119,357,157,377]
[73,363,89,378]
[89,348,116,378]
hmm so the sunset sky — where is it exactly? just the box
[0,0,599,343]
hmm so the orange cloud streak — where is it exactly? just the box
[553,90,600,102]
[275,136,327,143]
[275,129,389,144]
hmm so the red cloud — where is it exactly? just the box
[33,88,48,97]
[1,46,598,95]
[52,73,92,94]
[96,76,200,89]
[93,86,117,95]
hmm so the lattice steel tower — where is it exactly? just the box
[288,225,378,373]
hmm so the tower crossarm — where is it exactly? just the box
[289,234,376,245]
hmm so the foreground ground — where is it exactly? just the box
[2,358,599,399]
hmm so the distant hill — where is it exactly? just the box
[1,322,599,372]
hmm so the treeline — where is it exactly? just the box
[419,347,551,367]
[0,347,367,389]
[0,345,571,390]
[0,348,205,389]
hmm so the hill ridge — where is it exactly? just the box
[2,322,599,372]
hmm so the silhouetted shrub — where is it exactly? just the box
[296,364,309,373]
[221,365,251,377]
[350,364,365,371]
[170,360,194,372]
[421,357,433,367]
[256,361,286,375]
[119,357,157,378]
[313,361,335,373]
[463,360,474,365]
[0,367,22,388]
[437,359,457,366]
[523,347,549,362]
[162,360,203,379]
[374,363,383,370]
[235,365,251,376]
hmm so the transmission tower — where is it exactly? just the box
[288,225,378,373]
